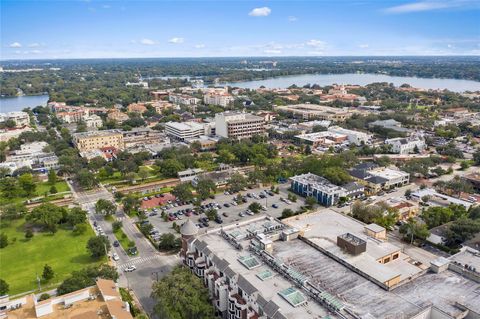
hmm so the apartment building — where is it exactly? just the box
[385,137,426,154]
[290,173,364,206]
[107,110,130,124]
[169,93,200,106]
[83,114,103,128]
[274,104,352,121]
[72,130,124,152]
[203,93,235,107]
[215,112,265,139]
[165,121,206,141]
[328,126,372,146]
[0,111,30,127]
[127,102,147,114]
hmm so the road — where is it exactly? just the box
[72,183,180,318]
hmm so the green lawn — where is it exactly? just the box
[113,228,135,255]
[35,181,70,196]
[0,181,71,206]
[0,219,103,296]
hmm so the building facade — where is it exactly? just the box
[165,121,206,141]
[215,112,265,139]
[72,130,124,152]
[204,93,235,107]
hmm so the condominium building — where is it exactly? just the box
[0,111,30,127]
[83,114,103,128]
[385,137,426,154]
[203,93,235,107]
[290,173,364,206]
[72,130,124,152]
[164,121,206,141]
[328,126,372,146]
[215,112,265,139]
[274,104,352,121]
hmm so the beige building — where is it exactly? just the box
[107,110,130,124]
[203,93,234,107]
[274,104,353,121]
[72,130,124,152]
[215,111,265,139]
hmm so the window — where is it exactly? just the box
[384,257,390,264]
[392,253,399,260]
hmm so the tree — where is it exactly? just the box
[57,264,118,295]
[158,233,181,251]
[86,236,111,258]
[88,156,107,172]
[42,264,54,281]
[76,169,97,189]
[73,223,87,235]
[399,218,430,243]
[248,202,262,214]
[152,266,215,319]
[18,173,36,196]
[49,185,58,194]
[138,167,150,181]
[227,173,247,193]
[0,203,27,220]
[281,208,294,219]
[0,279,9,295]
[47,169,57,185]
[195,178,216,200]
[66,207,87,226]
[444,218,480,247]
[122,195,141,214]
[172,183,193,202]
[305,196,317,208]
[112,221,123,232]
[0,233,8,248]
[158,159,184,178]
[205,208,218,221]
[95,199,116,216]
[28,203,64,233]
[39,293,50,301]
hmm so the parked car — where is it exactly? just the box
[272,204,279,208]
[222,212,229,217]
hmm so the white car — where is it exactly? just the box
[245,210,254,216]
[124,265,136,272]
[112,253,119,261]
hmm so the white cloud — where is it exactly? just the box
[263,49,282,54]
[288,16,298,22]
[249,7,271,17]
[194,44,205,49]
[169,37,184,44]
[308,51,324,55]
[358,44,369,48]
[31,50,42,54]
[306,39,327,49]
[9,42,22,48]
[140,38,156,45]
[383,0,475,14]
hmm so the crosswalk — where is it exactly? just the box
[118,255,161,270]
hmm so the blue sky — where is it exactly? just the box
[1,0,479,59]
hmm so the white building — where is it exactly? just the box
[0,111,30,127]
[83,114,103,128]
[328,126,372,146]
[168,94,200,106]
[203,93,235,107]
[215,112,265,139]
[165,121,207,141]
[385,137,426,155]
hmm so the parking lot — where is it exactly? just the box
[143,186,305,237]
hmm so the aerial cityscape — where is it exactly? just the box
[1,1,480,319]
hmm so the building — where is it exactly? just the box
[107,110,130,124]
[294,131,348,148]
[165,121,206,141]
[178,168,204,182]
[6,141,59,172]
[180,210,480,319]
[72,130,124,152]
[83,114,103,128]
[369,119,411,133]
[122,127,168,149]
[274,104,352,121]
[203,92,235,107]
[215,112,265,139]
[463,172,480,191]
[290,173,364,206]
[296,120,331,131]
[168,93,200,106]
[0,111,30,127]
[411,188,473,209]
[350,163,410,193]
[327,126,372,146]
[185,135,219,151]
[385,137,426,154]
[2,278,133,319]
[381,197,419,221]
[127,103,147,114]
[126,81,148,88]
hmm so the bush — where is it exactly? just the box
[25,229,34,239]
[39,293,50,301]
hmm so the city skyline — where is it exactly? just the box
[1,0,479,60]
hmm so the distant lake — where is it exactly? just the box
[225,73,480,92]
[0,94,49,112]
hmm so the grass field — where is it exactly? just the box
[0,181,71,206]
[0,219,103,296]
[35,181,70,196]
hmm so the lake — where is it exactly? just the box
[225,73,480,92]
[0,94,49,113]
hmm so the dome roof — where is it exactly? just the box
[180,219,198,236]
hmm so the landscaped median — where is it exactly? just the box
[112,222,137,256]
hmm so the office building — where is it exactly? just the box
[274,104,352,121]
[350,163,410,193]
[165,121,206,141]
[215,112,265,139]
[385,137,426,154]
[72,130,124,152]
[327,126,372,146]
